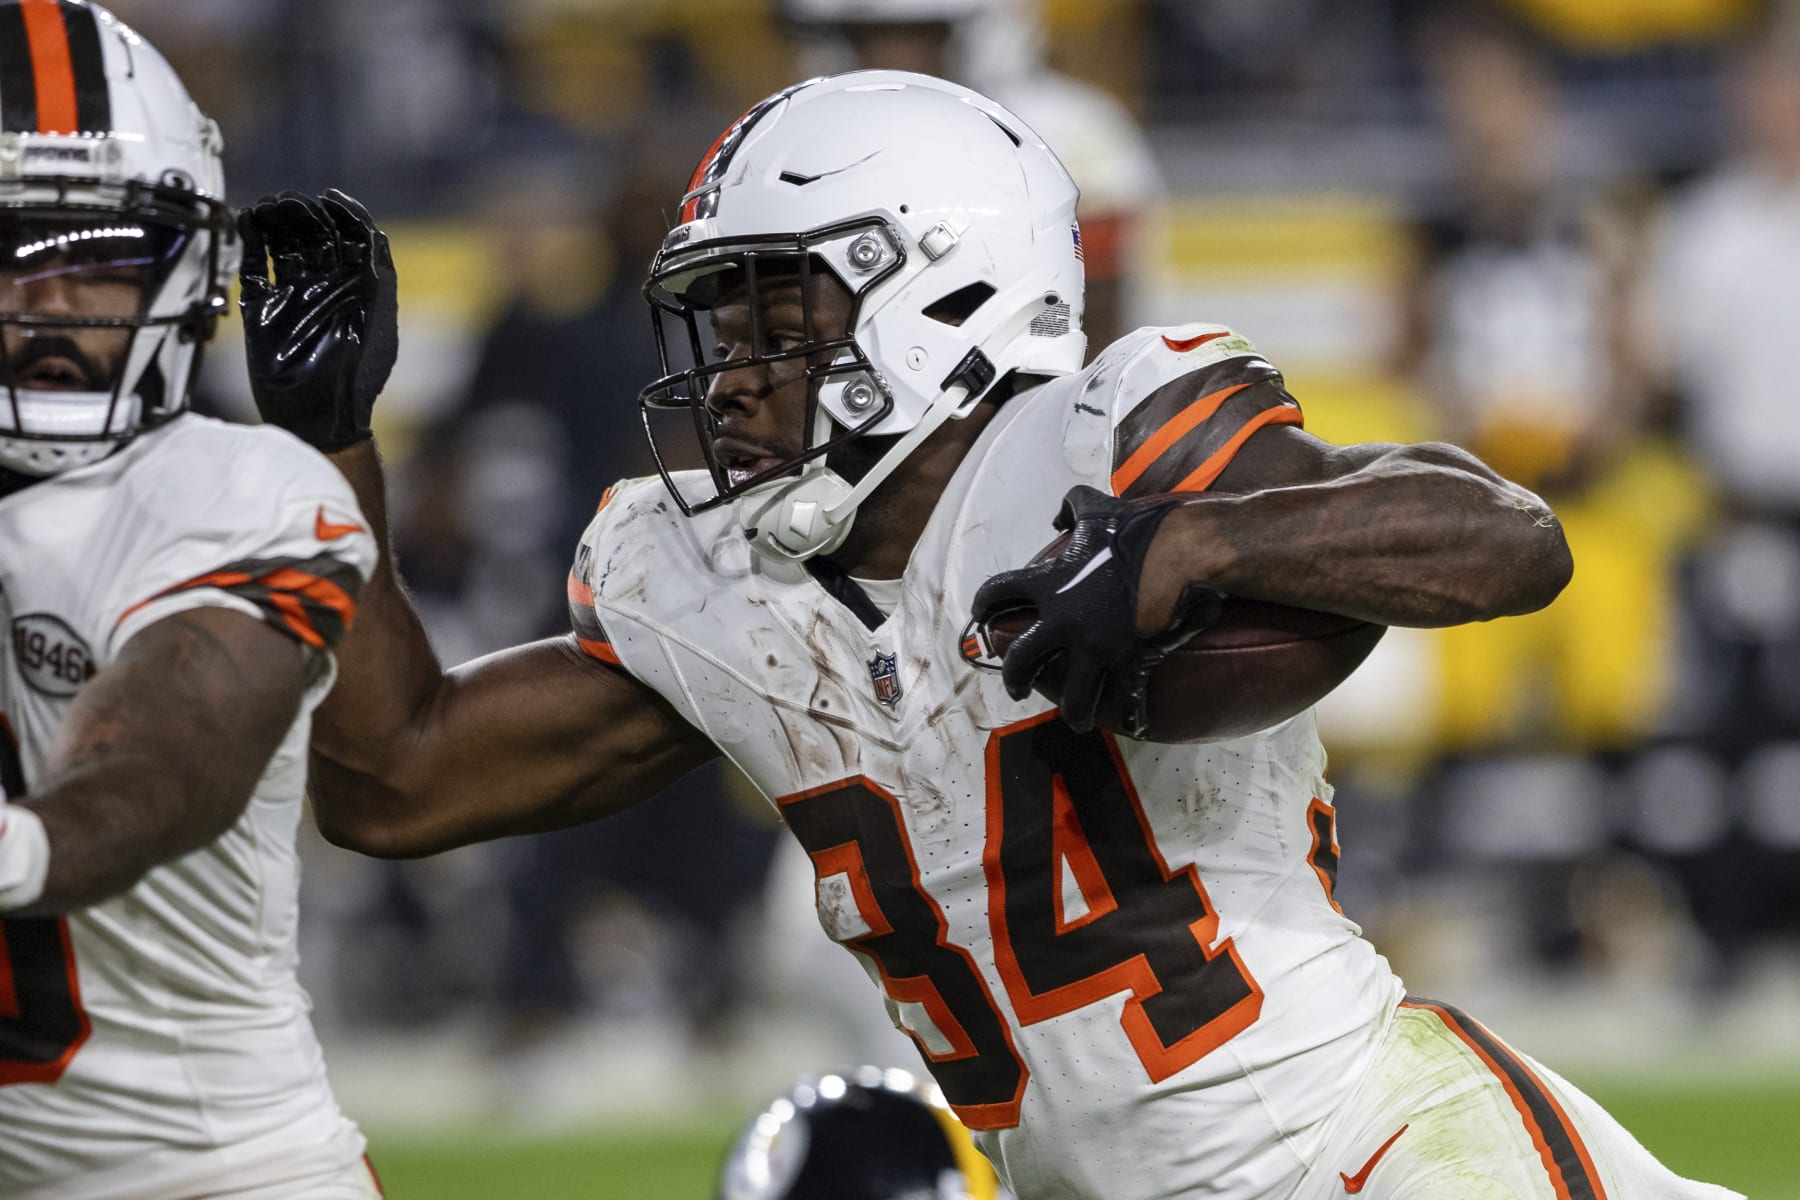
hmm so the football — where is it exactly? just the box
[979,550,1385,742]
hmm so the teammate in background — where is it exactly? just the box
[781,0,1160,353]
[258,73,1735,1199]
[719,1067,1012,1200]
[0,5,381,1197]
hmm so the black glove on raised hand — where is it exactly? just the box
[971,485,1223,737]
[236,189,398,450]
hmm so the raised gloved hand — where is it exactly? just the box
[971,485,1222,736]
[236,189,398,450]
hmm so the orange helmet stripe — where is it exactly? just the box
[18,0,74,134]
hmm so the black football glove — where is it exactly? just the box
[971,485,1223,737]
[236,189,398,451]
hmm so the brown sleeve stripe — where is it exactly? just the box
[1113,356,1286,467]
[566,570,619,665]
[117,555,363,650]
[1116,379,1302,499]
[1400,997,1608,1200]
[1160,403,1304,496]
[1113,380,1253,495]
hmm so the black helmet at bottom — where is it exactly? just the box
[717,1067,1005,1200]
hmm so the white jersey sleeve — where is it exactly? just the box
[101,421,375,694]
[566,481,634,673]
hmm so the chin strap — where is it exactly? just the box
[740,350,995,563]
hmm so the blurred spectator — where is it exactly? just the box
[1499,0,1753,52]
[1650,11,1800,535]
[1636,7,1800,965]
[782,0,1162,352]
[461,152,669,545]
[451,149,783,1058]
[1397,5,1706,751]
[1646,6,1800,743]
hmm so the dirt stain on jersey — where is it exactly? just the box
[924,671,978,729]
[1175,781,1229,829]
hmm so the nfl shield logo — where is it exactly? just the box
[868,651,903,707]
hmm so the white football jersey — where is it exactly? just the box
[572,327,1405,1199]
[0,416,376,1200]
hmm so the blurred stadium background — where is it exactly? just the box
[107,0,1800,1194]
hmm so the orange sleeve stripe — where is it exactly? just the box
[260,568,358,627]
[1168,406,1304,495]
[595,485,616,515]
[20,0,76,135]
[115,570,254,626]
[115,563,359,649]
[266,590,325,647]
[1110,382,1254,495]
[567,571,594,607]
[577,637,621,665]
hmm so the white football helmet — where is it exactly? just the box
[641,70,1084,561]
[0,0,235,477]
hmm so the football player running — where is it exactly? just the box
[0,4,381,1198]
[256,73,1737,1199]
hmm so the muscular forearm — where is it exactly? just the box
[313,439,448,780]
[304,447,720,857]
[1143,443,1572,628]
[12,611,305,915]
[305,635,721,859]
[17,768,225,915]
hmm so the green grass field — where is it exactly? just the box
[365,1076,1800,1199]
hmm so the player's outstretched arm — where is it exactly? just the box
[306,441,717,858]
[309,632,717,860]
[0,609,310,916]
[237,192,718,857]
[1134,425,1573,631]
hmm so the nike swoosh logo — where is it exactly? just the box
[1162,331,1231,354]
[315,506,365,542]
[1055,546,1113,595]
[1341,1124,1408,1194]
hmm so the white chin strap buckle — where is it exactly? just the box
[740,469,857,562]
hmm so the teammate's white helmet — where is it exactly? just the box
[0,0,235,477]
[641,70,1084,561]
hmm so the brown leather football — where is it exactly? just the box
[979,542,1385,742]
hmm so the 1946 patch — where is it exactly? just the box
[11,613,96,697]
